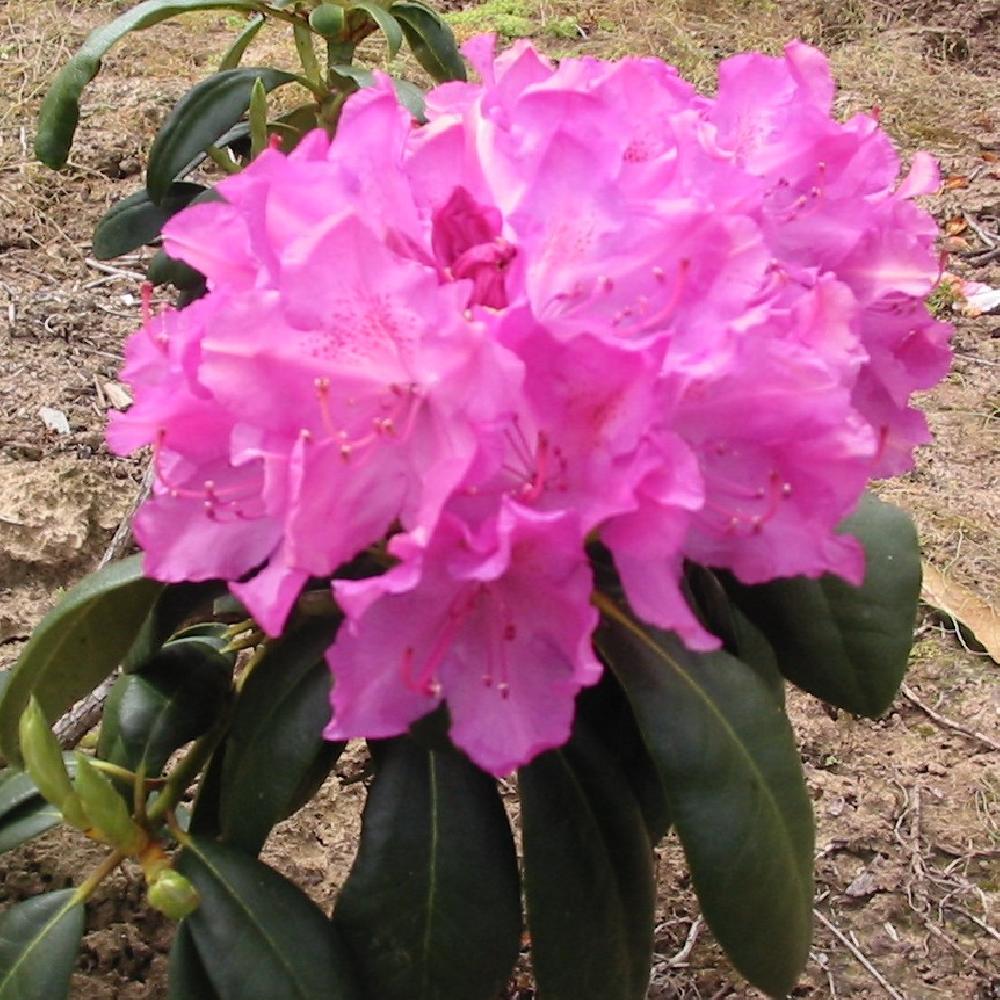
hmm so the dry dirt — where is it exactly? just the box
[1,0,999,998]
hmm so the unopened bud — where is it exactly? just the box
[148,869,200,920]
[309,4,346,38]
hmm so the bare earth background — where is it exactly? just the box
[0,1,998,997]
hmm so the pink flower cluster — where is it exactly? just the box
[110,36,951,776]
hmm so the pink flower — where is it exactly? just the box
[110,34,952,774]
[326,501,602,777]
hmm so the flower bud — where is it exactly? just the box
[309,4,345,38]
[148,869,201,920]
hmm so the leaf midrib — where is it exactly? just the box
[186,841,316,999]
[0,891,79,996]
[599,602,811,898]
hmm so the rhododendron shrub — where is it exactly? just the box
[1,14,948,1000]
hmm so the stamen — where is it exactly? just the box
[631,259,690,335]
[401,590,475,696]
[702,469,792,537]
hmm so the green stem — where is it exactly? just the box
[147,712,230,825]
[88,758,165,787]
[294,21,325,88]
[71,849,127,904]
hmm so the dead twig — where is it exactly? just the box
[942,903,1000,944]
[813,908,907,1000]
[963,213,998,248]
[83,258,147,282]
[962,245,1000,265]
[54,464,155,748]
[667,916,703,967]
[900,684,1000,754]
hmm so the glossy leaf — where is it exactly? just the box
[0,800,62,854]
[684,564,784,706]
[597,604,813,998]
[101,633,232,778]
[35,0,265,168]
[176,837,362,1000]
[146,67,297,203]
[146,250,207,296]
[168,922,219,1000]
[723,493,921,718]
[0,556,162,765]
[519,727,655,1000]
[219,14,264,70]
[390,3,466,82]
[0,756,77,822]
[577,677,671,845]
[391,77,426,122]
[218,615,342,854]
[0,889,85,1000]
[349,1,403,58]
[188,740,226,838]
[91,182,204,260]
[123,580,227,673]
[335,738,520,1000]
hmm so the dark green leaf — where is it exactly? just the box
[168,923,219,1000]
[176,837,362,1000]
[218,615,342,854]
[390,3,466,82]
[92,182,204,260]
[335,738,520,1000]
[684,564,784,706]
[577,677,671,845]
[723,492,921,718]
[100,634,231,778]
[147,250,207,295]
[0,889,85,1000]
[147,67,297,203]
[0,799,62,854]
[123,580,226,672]
[597,604,813,998]
[0,756,77,822]
[519,726,654,1000]
[391,77,426,122]
[35,0,266,168]
[0,556,162,765]
[188,742,226,838]
[349,1,403,57]
[219,14,265,70]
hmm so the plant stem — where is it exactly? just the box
[294,22,325,89]
[147,713,230,825]
[88,758,166,787]
[71,849,127,904]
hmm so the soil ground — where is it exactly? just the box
[1,1,998,997]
